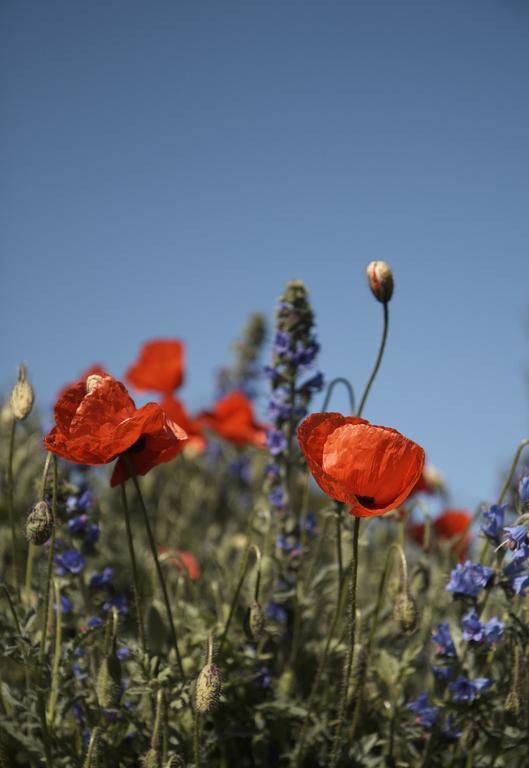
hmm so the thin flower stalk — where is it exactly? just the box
[119,483,147,653]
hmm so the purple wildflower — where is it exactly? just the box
[407,694,439,728]
[503,524,529,550]
[432,623,456,658]
[266,429,288,456]
[90,567,115,590]
[55,548,85,576]
[446,561,494,598]
[481,504,506,544]
[449,676,491,703]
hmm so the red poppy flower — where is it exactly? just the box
[160,395,206,453]
[297,412,425,517]
[158,547,201,581]
[125,339,185,394]
[407,509,472,560]
[44,375,188,486]
[57,364,109,400]
[198,391,267,448]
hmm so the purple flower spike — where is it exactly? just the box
[432,623,457,658]
[407,693,439,728]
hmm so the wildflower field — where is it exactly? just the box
[1,265,528,767]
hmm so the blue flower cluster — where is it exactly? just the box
[446,561,494,598]
[481,504,506,545]
[502,544,529,596]
[461,610,504,644]
[265,281,324,529]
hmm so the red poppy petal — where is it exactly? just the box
[323,423,424,515]
[53,382,87,433]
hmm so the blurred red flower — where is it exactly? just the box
[199,391,267,448]
[158,547,201,581]
[44,375,187,486]
[125,339,185,394]
[407,509,472,560]
[160,395,206,453]
[297,412,425,517]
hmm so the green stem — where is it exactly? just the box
[497,438,529,506]
[329,517,361,768]
[350,543,407,740]
[193,712,202,768]
[47,580,62,724]
[6,418,20,596]
[119,484,146,653]
[25,453,53,596]
[82,727,100,768]
[218,546,252,655]
[293,553,352,766]
[39,455,58,664]
[126,462,184,676]
[357,302,389,417]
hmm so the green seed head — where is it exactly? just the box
[193,663,222,714]
[25,501,54,546]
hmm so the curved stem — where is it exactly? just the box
[322,377,356,414]
[119,484,146,653]
[357,302,389,417]
[329,517,361,768]
[26,454,54,597]
[83,727,100,768]
[7,418,20,596]
[126,462,184,676]
[47,579,62,724]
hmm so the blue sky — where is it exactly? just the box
[1,0,528,510]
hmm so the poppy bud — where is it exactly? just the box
[25,501,54,546]
[141,750,160,768]
[96,652,122,708]
[10,364,34,421]
[504,689,521,720]
[86,375,104,394]
[393,590,419,633]
[193,663,222,714]
[366,261,394,304]
[244,602,265,642]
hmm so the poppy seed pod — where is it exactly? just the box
[393,590,419,634]
[193,663,222,714]
[366,261,394,304]
[25,501,54,546]
[244,602,265,642]
[10,365,34,421]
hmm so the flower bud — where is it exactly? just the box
[86,375,104,394]
[366,261,394,304]
[10,365,34,421]
[96,652,122,709]
[244,602,265,642]
[393,590,419,633]
[141,750,160,768]
[193,663,222,714]
[25,501,54,546]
